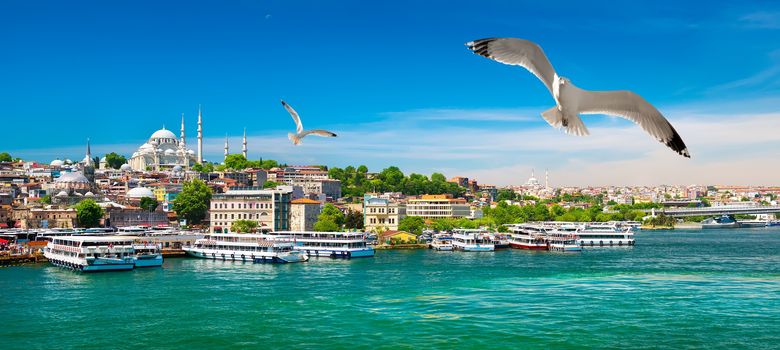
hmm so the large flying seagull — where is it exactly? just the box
[466,37,690,158]
[280,100,337,145]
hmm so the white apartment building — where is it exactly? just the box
[209,186,292,233]
[405,194,471,219]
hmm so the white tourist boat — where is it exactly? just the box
[44,236,136,272]
[116,226,148,235]
[269,231,375,258]
[574,223,635,247]
[184,233,308,263]
[544,228,582,252]
[508,224,548,250]
[430,234,453,251]
[132,242,163,267]
[452,229,495,252]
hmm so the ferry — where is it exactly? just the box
[508,224,548,250]
[490,233,511,249]
[116,226,148,235]
[44,236,136,272]
[701,215,739,229]
[575,223,635,247]
[452,229,495,252]
[269,231,375,258]
[430,234,453,251]
[132,242,163,267]
[184,233,308,263]
[738,219,768,228]
[544,229,582,252]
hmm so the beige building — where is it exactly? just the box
[209,187,292,233]
[290,198,321,231]
[364,197,406,232]
[405,194,471,219]
[13,207,77,229]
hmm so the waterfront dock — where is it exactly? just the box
[0,253,47,266]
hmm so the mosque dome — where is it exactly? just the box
[139,143,153,151]
[120,164,132,171]
[172,165,183,172]
[85,191,95,197]
[64,159,73,165]
[186,149,195,155]
[55,191,69,197]
[164,149,176,156]
[150,128,177,142]
[100,156,107,162]
[55,172,89,184]
[126,187,155,200]
[50,159,64,167]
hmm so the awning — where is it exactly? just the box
[0,238,9,244]
[0,223,7,228]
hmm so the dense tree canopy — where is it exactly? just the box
[314,204,345,232]
[344,210,364,230]
[328,165,465,198]
[173,179,212,225]
[75,199,104,228]
[231,219,258,233]
[0,152,13,162]
[104,152,127,169]
[398,216,425,235]
[139,197,159,212]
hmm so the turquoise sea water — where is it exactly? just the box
[2,229,779,349]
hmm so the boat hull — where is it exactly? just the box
[183,248,307,263]
[299,248,375,258]
[134,255,163,268]
[509,242,547,250]
[46,256,135,272]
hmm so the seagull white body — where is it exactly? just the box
[466,37,690,158]
[280,100,337,145]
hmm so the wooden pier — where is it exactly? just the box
[0,253,47,266]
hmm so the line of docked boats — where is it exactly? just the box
[41,229,376,272]
[430,223,635,253]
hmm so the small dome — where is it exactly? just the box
[100,157,107,162]
[55,172,89,183]
[64,159,73,164]
[186,149,195,155]
[172,165,183,172]
[131,152,140,158]
[85,191,95,197]
[164,149,176,155]
[150,128,177,141]
[74,192,83,197]
[126,186,155,199]
[120,164,132,171]
[139,143,153,151]
[55,191,69,197]
[50,159,64,167]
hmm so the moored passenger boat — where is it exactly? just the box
[268,231,374,258]
[132,242,163,267]
[575,223,635,247]
[544,229,582,252]
[701,215,739,229]
[184,233,308,263]
[452,229,495,252]
[44,236,136,272]
[430,234,453,251]
[508,224,548,250]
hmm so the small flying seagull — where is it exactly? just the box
[466,37,690,158]
[280,100,338,145]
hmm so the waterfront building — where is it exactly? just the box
[406,194,471,219]
[209,186,293,233]
[364,197,406,232]
[290,198,321,231]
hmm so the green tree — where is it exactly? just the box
[263,181,281,189]
[39,194,52,204]
[398,216,425,235]
[314,204,345,232]
[139,197,159,212]
[104,152,127,169]
[0,152,13,162]
[231,219,258,233]
[224,154,249,170]
[344,210,364,230]
[191,162,215,173]
[75,199,104,228]
[173,179,212,225]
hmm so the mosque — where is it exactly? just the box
[128,108,204,171]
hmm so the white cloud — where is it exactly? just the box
[740,11,780,29]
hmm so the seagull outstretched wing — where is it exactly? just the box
[572,86,690,158]
[466,38,557,94]
[281,100,304,134]
[301,129,337,138]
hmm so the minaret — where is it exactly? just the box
[242,128,247,159]
[224,134,229,162]
[197,105,203,164]
[180,113,186,146]
[85,138,92,163]
[545,168,549,189]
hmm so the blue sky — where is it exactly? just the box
[2,0,779,185]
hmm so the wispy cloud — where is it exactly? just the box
[707,50,780,94]
[740,11,780,29]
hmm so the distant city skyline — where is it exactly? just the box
[3,1,779,186]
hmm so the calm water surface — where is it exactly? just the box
[2,229,779,349]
